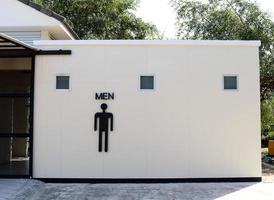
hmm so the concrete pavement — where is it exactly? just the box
[0,179,274,200]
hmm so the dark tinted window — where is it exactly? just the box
[140,76,154,90]
[224,76,237,90]
[56,76,70,90]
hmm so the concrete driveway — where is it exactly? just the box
[0,179,274,200]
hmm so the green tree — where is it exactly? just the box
[173,0,274,100]
[261,96,274,132]
[34,0,160,39]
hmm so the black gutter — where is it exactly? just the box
[36,177,262,183]
[0,49,72,57]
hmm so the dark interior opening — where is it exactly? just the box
[0,58,32,177]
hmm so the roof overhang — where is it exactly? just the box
[17,0,79,40]
[0,33,71,57]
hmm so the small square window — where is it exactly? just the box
[224,76,238,90]
[56,76,70,90]
[140,76,154,90]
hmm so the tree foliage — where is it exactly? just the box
[173,0,274,100]
[34,0,160,40]
[261,96,274,132]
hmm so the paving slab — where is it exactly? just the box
[0,179,44,200]
[1,180,274,200]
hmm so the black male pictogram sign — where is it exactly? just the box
[94,103,114,152]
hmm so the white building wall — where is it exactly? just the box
[33,41,261,179]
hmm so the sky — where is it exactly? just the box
[136,0,274,39]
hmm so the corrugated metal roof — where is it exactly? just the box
[1,31,41,45]
[0,33,37,50]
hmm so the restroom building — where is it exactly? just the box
[0,0,261,182]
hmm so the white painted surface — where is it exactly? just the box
[33,41,261,179]
[34,40,261,46]
[0,0,74,40]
